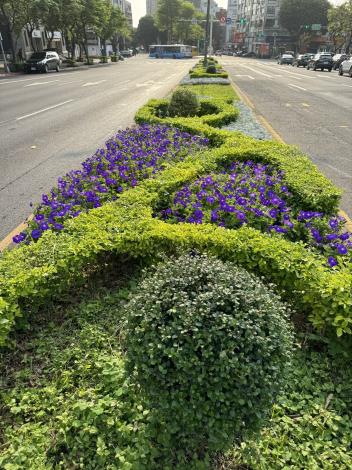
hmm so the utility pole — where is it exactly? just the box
[0,33,10,74]
[204,0,211,65]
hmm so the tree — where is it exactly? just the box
[36,0,62,48]
[0,0,27,61]
[156,0,182,44]
[279,0,330,45]
[135,15,159,49]
[328,1,352,52]
[98,2,127,55]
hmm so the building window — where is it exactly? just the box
[267,6,275,15]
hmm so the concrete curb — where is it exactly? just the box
[229,75,352,232]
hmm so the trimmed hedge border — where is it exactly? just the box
[0,81,347,346]
[135,98,341,214]
[0,167,351,347]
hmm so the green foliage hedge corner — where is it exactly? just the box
[0,170,350,346]
[125,254,293,459]
[135,97,239,131]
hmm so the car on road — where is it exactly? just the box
[306,53,333,71]
[242,52,257,58]
[332,53,350,70]
[292,54,309,67]
[24,51,60,73]
[278,53,294,65]
[215,50,222,56]
[338,57,352,77]
[121,50,132,58]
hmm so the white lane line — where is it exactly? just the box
[288,83,307,91]
[239,65,275,78]
[340,84,352,88]
[301,102,310,107]
[82,80,106,87]
[235,74,255,80]
[316,74,334,79]
[0,75,60,85]
[259,63,315,80]
[24,80,59,87]
[16,99,74,121]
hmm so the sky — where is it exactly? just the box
[131,0,345,27]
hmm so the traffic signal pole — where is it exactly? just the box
[204,0,211,65]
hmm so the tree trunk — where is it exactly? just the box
[26,25,36,51]
[82,28,89,62]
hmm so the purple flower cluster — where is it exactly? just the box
[159,161,351,268]
[13,125,208,244]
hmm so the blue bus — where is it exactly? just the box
[149,44,193,59]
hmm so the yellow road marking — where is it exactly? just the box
[229,76,352,226]
[301,103,310,107]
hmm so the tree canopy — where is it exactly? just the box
[328,0,352,52]
[279,0,330,36]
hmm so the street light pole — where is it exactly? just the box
[204,0,211,65]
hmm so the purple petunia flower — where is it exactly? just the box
[327,256,338,267]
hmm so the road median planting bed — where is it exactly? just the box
[1,61,352,469]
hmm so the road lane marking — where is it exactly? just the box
[24,80,59,87]
[235,74,255,79]
[301,103,310,107]
[285,103,291,107]
[238,65,275,78]
[16,99,74,121]
[288,83,307,91]
[82,80,107,87]
[340,84,352,88]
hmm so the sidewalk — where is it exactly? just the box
[0,60,119,79]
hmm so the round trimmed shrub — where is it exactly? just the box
[206,64,217,74]
[168,88,199,117]
[124,254,293,463]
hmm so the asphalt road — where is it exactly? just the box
[221,57,352,216]
[0,56,197,240]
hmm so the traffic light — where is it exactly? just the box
[239,18,246,25]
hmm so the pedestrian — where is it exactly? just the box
[17,48,23,62]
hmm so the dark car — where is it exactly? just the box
[292,54,309,67]
[278,53,294,65]
[24,51,60,73]
[332,53,350,70]
[242,51,257,58]
[306,53,333,71]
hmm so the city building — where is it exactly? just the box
[226,0,238,44]
[146,0,158,16]
[124,1,133,28]
[235,0,291,56]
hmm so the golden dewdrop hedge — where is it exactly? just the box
[0,82,350,346]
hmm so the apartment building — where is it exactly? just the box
[235,0,291,56]
[146,0,158,16]
[226,0,238,43]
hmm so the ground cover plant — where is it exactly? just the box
[158,161,352,268]
[1,256,351,469]
[13,125,208,244]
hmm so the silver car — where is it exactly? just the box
[339,57,352,77]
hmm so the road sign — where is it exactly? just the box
[311,24,321,31]
[220,16,226,24]
[226,17,233,25]
[191,18,197,25]
[239,18,246,25]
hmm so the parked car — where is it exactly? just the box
[332,53,349,70]
[24,51,60,73]
[242,52,257,58]
[292,54,309,67]
[277,53,294,65]
[215,50,222,56]
[121,50,132,58]
[338,57,352,77]
[306,53,333,71]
